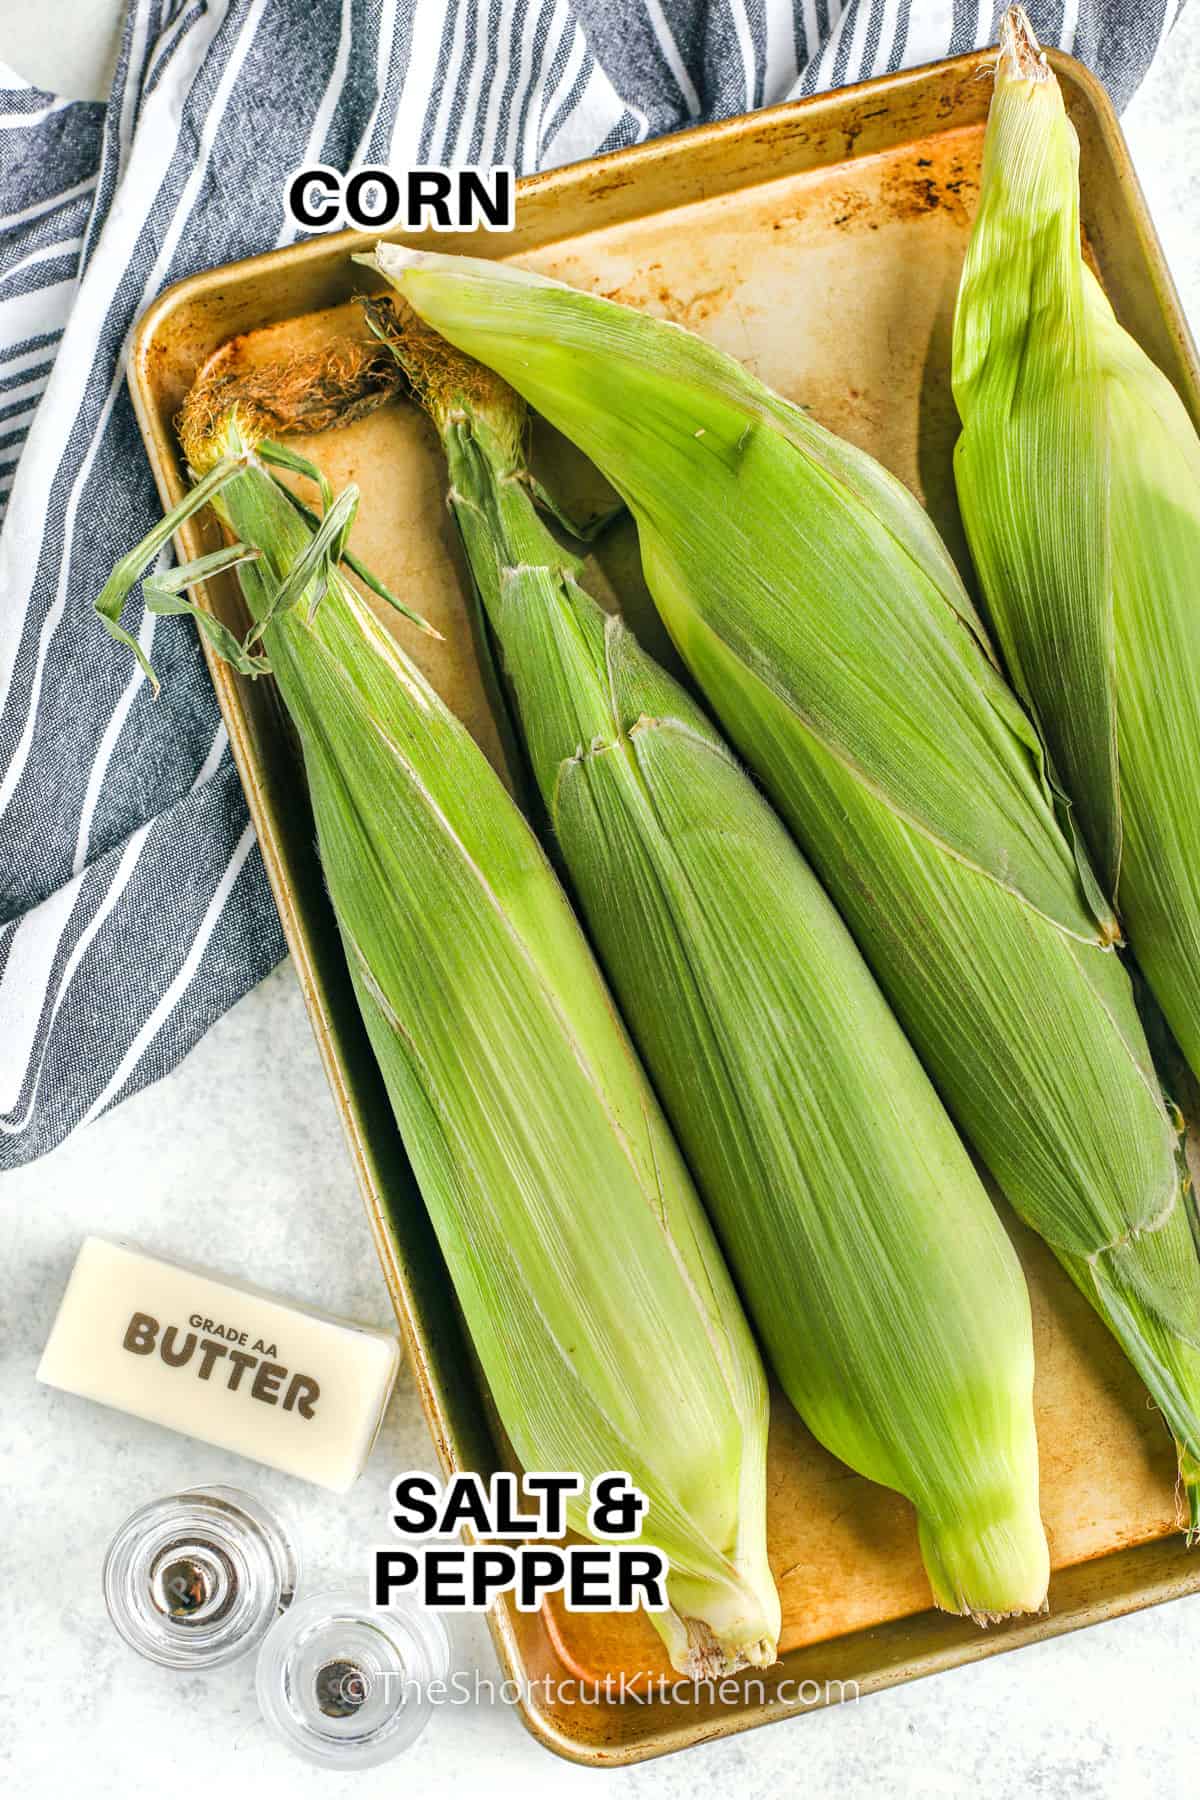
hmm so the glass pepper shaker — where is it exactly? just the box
[255,1586,451,1768]
[102,1484,298,1670]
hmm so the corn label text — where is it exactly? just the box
[284,164,515,234]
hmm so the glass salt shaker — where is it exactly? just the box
[255,1586,451,1767]
[102,1484,298,1669]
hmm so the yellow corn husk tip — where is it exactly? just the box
[363,291,523,448]
[997,5,1052,84]
[177,335,405,470]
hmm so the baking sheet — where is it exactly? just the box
[125,46,1200,1763]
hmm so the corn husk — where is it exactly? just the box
[370,242,1200,1523]
[374,305,1048,1620]
[953,10,1200,1093]
[94,342,780,1678]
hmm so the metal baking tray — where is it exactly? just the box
[125,46,1200,1765]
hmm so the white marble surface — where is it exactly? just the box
[3,8,1200,1797]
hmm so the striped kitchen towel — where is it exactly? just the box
[0,0,1185,1169]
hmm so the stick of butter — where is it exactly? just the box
[38,1237,401,1493]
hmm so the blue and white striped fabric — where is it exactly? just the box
[0,0,1184,1169]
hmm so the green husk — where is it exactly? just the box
[368,242,1200,1527]
[95,344,781,1678]
[373,303,1048,1621]
[953,10,1200,1106]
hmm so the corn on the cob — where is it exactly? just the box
[953,10,1200,1093]
[95,341,780,1678]
[373,304,1048,1620]
[371,243,1200,1523]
